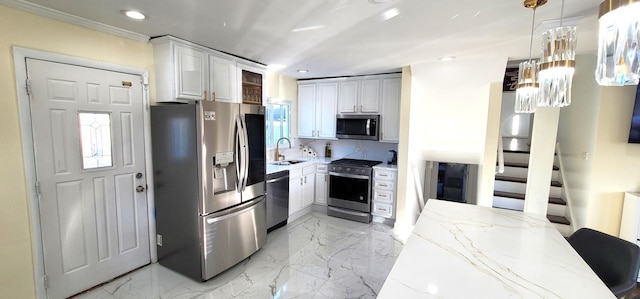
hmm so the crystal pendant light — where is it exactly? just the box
[595,0,640,86]
[538,0,577,108]
[515,0,546,114]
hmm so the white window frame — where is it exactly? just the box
[265,98,292,149]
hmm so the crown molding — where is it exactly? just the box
[0,0,150,42]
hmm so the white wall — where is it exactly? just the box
[393,57,507,232]
[557,54,601,228]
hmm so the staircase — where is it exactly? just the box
[493,144,572,236]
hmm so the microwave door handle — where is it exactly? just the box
[366,119,371,136]
[240,115,250,192]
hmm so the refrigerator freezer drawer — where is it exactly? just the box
[200,196,266,280]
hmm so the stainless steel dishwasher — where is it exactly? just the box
[266,170,289,232]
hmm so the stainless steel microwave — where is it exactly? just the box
[335,114,379,141]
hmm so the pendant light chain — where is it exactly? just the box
[559,0,564,27]
[528,8,537,63]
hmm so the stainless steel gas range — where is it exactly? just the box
[327,158,382,223]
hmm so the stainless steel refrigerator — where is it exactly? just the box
[151,101,266,281]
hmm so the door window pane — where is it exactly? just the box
[79,112,113,169]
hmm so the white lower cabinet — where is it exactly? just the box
[372,166,398,219]
[289,165,316,216]
[315,164,329,205]
[302,166,316,208]
[289,168,303,216]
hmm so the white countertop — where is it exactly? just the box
[378,200,614,299]
[373,164,397,171]
[266,157,332,174]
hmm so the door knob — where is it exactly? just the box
[136,185,145,192]
[136,173,143,179]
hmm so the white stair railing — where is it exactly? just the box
[496,128,505,174]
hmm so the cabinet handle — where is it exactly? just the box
[300,178,303,186]
[212,91,216,101]
[304,176,307,184]
[353,105,356,112]
[204,89,208,101]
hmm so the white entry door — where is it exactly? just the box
[27,59,150,299]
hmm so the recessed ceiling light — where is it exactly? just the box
[267,64,286,70]
[297,69,309,73]
[122,10,146,20]
[382,8,400,20]
[439,56,456,62]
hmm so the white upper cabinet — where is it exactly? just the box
[338,80,359,113]
[297,82,337,139]
[209,54,237,103]
[380,78,401,143]
[298,84,316,138]
[152,38,208,102]
[359,79,381,113]
[151,36,265,104]
[338,79,380,114]
[316,83,338,139]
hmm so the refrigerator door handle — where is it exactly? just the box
[239,114,250,193]
[235,115,246,192]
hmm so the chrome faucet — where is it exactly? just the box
[274,137,291,161]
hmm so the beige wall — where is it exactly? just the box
[0,5,154,297]
[558,53,640,235]
[587,85,640,235]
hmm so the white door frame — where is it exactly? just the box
[13,47,157,299]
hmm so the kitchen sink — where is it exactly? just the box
[270,159,307,166]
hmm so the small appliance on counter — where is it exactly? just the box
[387,150,397,165]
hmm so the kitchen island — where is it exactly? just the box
[378,199,614,298]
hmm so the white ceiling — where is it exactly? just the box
[18,0,603,79]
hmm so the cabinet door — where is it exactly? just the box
[174,44,207,101]
[316,83,338,139]
[298,84,316,138]
[315,173,327,205]
[380,78,401,143]
[338,81,358,113]
[209,55,237,103]
[237,63,265,105]
[289,176,303,216]
[360,79,380,113]
[302,174,316,207]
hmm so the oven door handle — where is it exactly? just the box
[329,172,370,180]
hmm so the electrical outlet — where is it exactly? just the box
[582,152,589,160]
[156,234,162,246]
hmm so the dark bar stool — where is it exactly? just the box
[568,228,640,299]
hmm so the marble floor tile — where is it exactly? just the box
[72,212,402,299]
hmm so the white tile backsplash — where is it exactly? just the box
[298,138,398,162]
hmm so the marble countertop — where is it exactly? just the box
[378,200,614,298]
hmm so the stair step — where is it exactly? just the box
[495,175,563,187]
[493,191,566,205]
[503,149,530,154]
[501,162,559,171]
[547,215,571,225]
[492,206,571,226]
